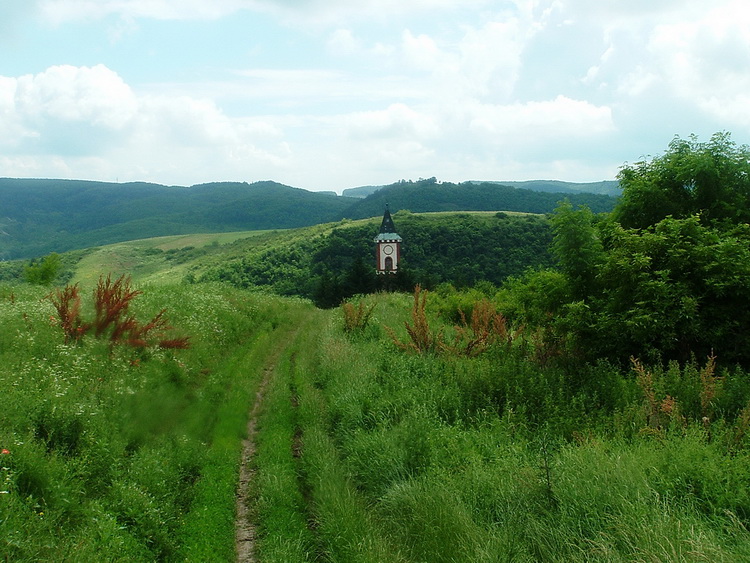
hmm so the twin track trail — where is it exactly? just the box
[234,363,271,563]
[234,322,304,563]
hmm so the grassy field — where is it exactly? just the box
[4,226,750,561]
[251,291,750,561]
[70,230,274,286]
[0,280,317,561]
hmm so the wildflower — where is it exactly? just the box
[0,449,9,455]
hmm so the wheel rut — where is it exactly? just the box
[235,328,299,563]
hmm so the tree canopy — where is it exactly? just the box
[614,132,750,229]
[504,132,750,367]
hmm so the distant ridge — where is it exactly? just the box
[476,180,621,197]
[0,178,353,260]
[343,179,620,199]
[341,185,385,198]
[341,178,618,220]
[0,177,620,260]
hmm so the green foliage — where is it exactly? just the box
[49,274,190,350]
[550,202,603,299]
[203,212,554,307]
[280,291,750,561]
[507,135,750,367]
[0,283,295,561]
[24,253,61,286]
[0,177,614,261]
[341,299,376,335]
[344,178,618,220]
[614,132,750,229]
[0,179,354,259]
[7,276,750,561]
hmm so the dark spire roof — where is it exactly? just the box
[379,204,397,234]
[374,204,402,242]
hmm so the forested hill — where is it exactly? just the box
[342,179,621,198]
[0,179,354,259]
[0,177,619,259]
[342,178,617,219]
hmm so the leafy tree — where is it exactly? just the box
[507,134,750,367]
[584,217,750,365]
[24,253,61,286]
[614,132,750,229]
[550,202,604,299]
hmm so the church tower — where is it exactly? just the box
[374,204,402,274]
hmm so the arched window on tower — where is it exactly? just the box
[384,256,394,272]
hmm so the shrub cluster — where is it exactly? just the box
[50,274,189,350]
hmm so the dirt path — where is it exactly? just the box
[234,324,302,562]
[234,361,273,562]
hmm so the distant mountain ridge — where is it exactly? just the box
[340,178,617,219]
[342,179,620,198]
[0,177,619,260]
[0,179,352,259]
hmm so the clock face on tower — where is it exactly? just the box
[382,244,394,255]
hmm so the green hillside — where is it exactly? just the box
[481,179,621,196]
[4,134,750,561]
[0,177,617,260]
[343,178,617,219]
[196,211,553,307]
[0,210,553,312]
[0,179,354,260]
[342,179,621,198]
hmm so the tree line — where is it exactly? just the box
[202,212,554,308]
[502,132,750,367]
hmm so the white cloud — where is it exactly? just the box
[326,29,359,56]
[0,64,293,184]
[616,66,659,97]
[402,30,442,72]
[647,0,750,126]
[40,0,248,23]
[455,19,529,100]
[346,103,439,141]
[10,0,750,191]
[14,65,137,129]
[246,0,493,26]
[467,96,614,141]
[39,0,493,25]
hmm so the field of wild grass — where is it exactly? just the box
[5,274,750,561]
[0,280,314,561]
[254,289,750,562]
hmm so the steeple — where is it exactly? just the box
[374,204,402,274]
[378,204,398,235]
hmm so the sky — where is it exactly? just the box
[1,0,749,193]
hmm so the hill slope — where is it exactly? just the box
[0,177,618,260]
[343,178,617,219]
[0,179,355,259]
[342,179,621,198]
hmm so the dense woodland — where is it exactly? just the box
[0,180,351,259]
[505,132,750,368]
[202,212,554,308]
[343,178,616,219]
[0,177,617,260]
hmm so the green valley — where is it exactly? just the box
[3,134,750,561]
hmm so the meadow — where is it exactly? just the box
[0,279,316,561]
[4,272,750,561]
[252,289,750,562]
[5,134,750,560]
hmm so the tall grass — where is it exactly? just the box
[6,280,750,561]
[0,282,305,561]
[277,289,750,561]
